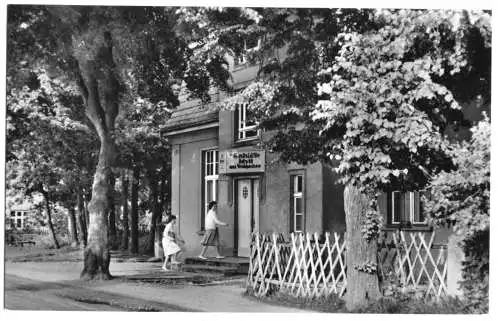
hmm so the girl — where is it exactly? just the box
[161,215,184,271]
[199,201,229,260]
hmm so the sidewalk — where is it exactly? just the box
[5,260,307,312]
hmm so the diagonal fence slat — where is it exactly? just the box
[248,231,447,300]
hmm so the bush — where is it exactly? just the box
[245,286,467,314]
[244,287,345,312]
[352,296,466,314]
[460,229,489,313]
[425,118,490,313]
[36,233,70,249]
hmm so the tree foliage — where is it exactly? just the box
[425,117,490,312]
[181,7,490,234]
[178,7,491,308]
[6,68,96,206]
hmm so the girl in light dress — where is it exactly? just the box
[161,215,184,271]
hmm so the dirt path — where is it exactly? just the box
[5,274,123,311]
[5,261,307,312]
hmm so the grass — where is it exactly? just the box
[243,288,345,312]
[53,284,198,312]
[351,296,467,314]
[61,295,161,311]
[6,234,153,263]
[244,287,469,313]
[5,245,83,262]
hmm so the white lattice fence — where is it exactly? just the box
[248,230,448,300]
[247,232,346,298]
[391,231,448,298]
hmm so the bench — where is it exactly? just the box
[12,234,38,247]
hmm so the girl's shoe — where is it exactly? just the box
[161,266,170,271]
[216,256,225,259]
[198,255,208,260]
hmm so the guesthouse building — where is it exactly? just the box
[163,45,486,261]
[163,51,347,257]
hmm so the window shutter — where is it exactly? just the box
[234,105,239,142]
[413,191,419,223]
[404,192,411,223]
[386,192,393,224]
[289,175,294,233]
[201,152,206,230]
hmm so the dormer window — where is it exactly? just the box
[236,34,261,66]
[237,103,259,141]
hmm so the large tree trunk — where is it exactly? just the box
[108,173,117,249]
[344,182,381,310]
[78,31,120,280]
[68,205,79,247]
[77,191,88,247]
[81,137,113,280]
[121,173,130,250]
[130,167,140,254]
[44,195,60,249]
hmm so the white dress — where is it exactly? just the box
[162,222,181,256]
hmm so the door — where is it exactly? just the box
[237,179,259,257]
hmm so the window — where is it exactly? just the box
[10,211,26,229]
[237,103,259,141]
[291,174,305,233]
[236,34,261,65]
[202,149,219,229]
[387,190,427,226]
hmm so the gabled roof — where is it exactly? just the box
[162,103,219,133]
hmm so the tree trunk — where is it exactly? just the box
[81,136,113,280]
[344,182,381,310]
[44,195,60,249]
[84,194,90,229]
[130,167,140,254]
[121,174,130,250]
[161,162,171,208]
[108,173,117,249]
[76,30,120,280]
[156,170,168,258]
[77,191,88,247]
[146,174,159,255]
[68,205,79,247]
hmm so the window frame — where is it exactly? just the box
[236,103,259,141]
[390,191,403,225]
[387,190,427,227]
[290,172,305,233]
[410,191,427,225]
[235,36,261,66]
[202,148,219,230]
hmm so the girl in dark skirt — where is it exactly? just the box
[199,201,229,259]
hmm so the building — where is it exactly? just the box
[163,46,348,257]
[5,204,33,231]
[163,43,486,261]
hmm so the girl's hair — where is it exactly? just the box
[166,215,177,225]
[208,201,217,210]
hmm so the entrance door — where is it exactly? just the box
[237,179,259,257]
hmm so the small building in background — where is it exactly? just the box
[6,204,34,231]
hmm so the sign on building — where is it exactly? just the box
[219,150,265,174]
